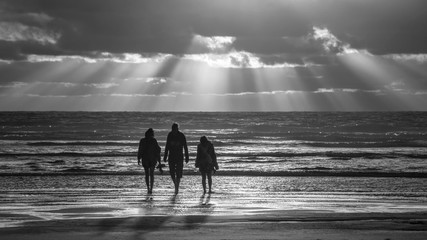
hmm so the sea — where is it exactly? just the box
[1,111,426,177]
[0,112,427,226]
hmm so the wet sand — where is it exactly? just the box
[1,175,426,239]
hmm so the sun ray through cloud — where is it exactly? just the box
[1,0,427,111]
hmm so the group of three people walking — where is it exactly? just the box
[137,123,218,195]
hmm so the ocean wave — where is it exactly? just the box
[303,140,427,148]
[0,152,136,157]
[1,151,426,159]
[0,170,425,178]
[26,141,136,146]
[223,151,427,160]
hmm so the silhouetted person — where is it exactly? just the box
[195,136,218,194]
[163,123,189,194]
[138,128,161,194]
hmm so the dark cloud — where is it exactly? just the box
[233,37,321,55]
[1,0,427,111]
[306,0,427,55]
[1,0,427,57]
[0,41,26,60]
[257,54,306,66]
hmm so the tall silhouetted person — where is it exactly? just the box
[195,136,218,194]
[164,123,189,194]
[138,128,161,194]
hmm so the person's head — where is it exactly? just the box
[200,136,208,145]
[171,123,179,132]
[145,128,154,138]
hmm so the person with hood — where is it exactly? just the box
[195,136,218,194]
[138,128,161,194]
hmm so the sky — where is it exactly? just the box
[1,0,427,111]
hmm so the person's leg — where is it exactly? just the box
[149,167,155,193]
[175,160,183,194]
[207,171,212,193]
[168,160,176,186]
[201,171,207,194]
[144,167,150,193]
[175,177,180,195]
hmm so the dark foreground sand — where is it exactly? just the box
[1,211,426,240]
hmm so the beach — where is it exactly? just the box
[2,0,427,237]
[1,112,427,239]
[1,175,426,239]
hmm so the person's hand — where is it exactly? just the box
[137,159,141,165]
[156,163,164,174]
[185,158,189,164]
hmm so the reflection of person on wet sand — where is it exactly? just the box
[138,128,161,194]
[196,136,218,194]
[182,193,214,229]
[163,123,189,195]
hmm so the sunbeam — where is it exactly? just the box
[338,52,422,110]
[1,0,427,111]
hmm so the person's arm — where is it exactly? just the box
[154,139,161,165]
[137,139,143,165]
[195,145,200,168]
[163,134,169,162]
[154,139,163,173]
[183,134,189,163]
[211,143,218,170]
